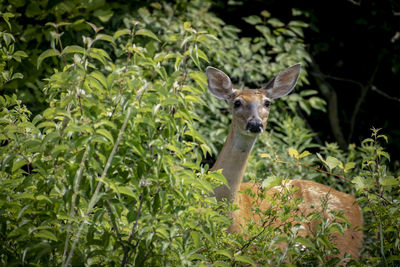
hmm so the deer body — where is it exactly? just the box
[206,64,363,260]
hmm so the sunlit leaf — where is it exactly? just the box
[136,29,160,41]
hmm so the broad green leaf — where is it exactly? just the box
[268,18,285,27]
[136,29,160,41]
[262,175,282,190]
[51,144,69,156]
[208,170,228,186]
[294,236,315,250]
[196,47,209,63]
[12,156,27,173]
[235,255,256,266]
[190,231,200,248]
[96,128,114,144]
[36,195,53,204]
[37,121,57,128]
[326,156,343,170]
[37,49,60,69]
[299,150,310,158]
[316,235,334,249]
[189,71,207,91]
[95,34,115,44]
[243,15,262,25]
[113,29,131,39]
[353,176,372,191]
[90,71,108,89]
[34,230,58,241]
[344,162,356,173]
[62,45,85,55]
[215,249,232,259]
[115,186,137,199]
[380,176,398,186]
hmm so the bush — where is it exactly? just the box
[1,0,399,266]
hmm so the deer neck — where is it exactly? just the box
[211,124,257,201]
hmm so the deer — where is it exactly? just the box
[205,64,363,260]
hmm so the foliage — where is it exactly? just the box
[0,0,399,266]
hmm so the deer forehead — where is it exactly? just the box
[234,89,270,103]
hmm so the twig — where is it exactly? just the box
[310,63,348,150]
[62,145,90,264]
[348,65,379,142]
[105,199,125,247]
[121,192,145,267]
[371,85,400,103]
[63,106,133,267]
[347,0,361,6]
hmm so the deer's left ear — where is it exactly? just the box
[262,63,301,99]
[206,67,235,100]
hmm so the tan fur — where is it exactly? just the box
[232,181,363,259]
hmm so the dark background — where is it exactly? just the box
[211,0,400,166]
[2,0,400,165]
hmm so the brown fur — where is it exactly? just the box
[231,181,363,259]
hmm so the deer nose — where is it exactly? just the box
[246,119,263,133]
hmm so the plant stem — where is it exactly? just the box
[63,106,133,267]
[62,144,90,264]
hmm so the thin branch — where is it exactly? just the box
[310,62,348,150]
[310,71,363,88]
[347,0,361,6]
[62,144,90,264]
[371,85,400,102]
[105,199,125,247]
[348,65,379,142]
[121,192,145,267]
[63,106,133,267]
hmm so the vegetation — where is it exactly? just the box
[0,0,399,265]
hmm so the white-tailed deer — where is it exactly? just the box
[206,64,363,260]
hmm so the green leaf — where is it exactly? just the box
[62,45,85,55]
[243,15,262,25]
[34,230,58,241]
[95,34,115,44]
[96,128,114,144]
[90,71,108,89]
[380,176,398,186]
[37,49,60,69]
[288,147,299,158]
[298,150,310,158]
[353,176,372,191]
[113,29,131,39]
[212,262,231,267]
[344,162,356,173]
[51,144,69,156]
[115,186,138,199]
[12,156,27,173]
[325,156,343,170]
[190,231,200,248]
[262,175,282,190]
[136,29,160,41]
[294,236,315,250]
[215,249,232,259]
[235,255,256,266]
[268,18,285,27]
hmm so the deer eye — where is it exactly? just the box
[264,100,271,108]
[233,100,242,108]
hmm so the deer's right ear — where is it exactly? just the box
[206,67,235,100]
